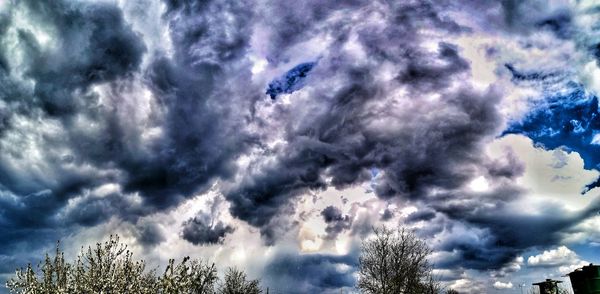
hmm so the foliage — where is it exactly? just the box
[217,268,262,294]
[357,226,440,294]
[6,235,258,294]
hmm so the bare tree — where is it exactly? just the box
[218,267,262,294]
[357,226,440,294]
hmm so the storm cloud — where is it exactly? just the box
[321,205,352,240]
[2,0,600,293]
[181,215,235,245]
[263,250,359,294]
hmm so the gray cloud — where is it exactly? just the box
[263,249,359,294]
[181,215,235,245]
[226,63,505,241]
[321,206,352,240]
[0,0,256,272]
[405,209,437,224]
[181,196,235,245]
[134,220,166,247]
[431,189,600,270]
[1,1,599,292]
[396,42,470,94]
[219,2,518,269]
[380,208,394,221]
[20,0,146,116]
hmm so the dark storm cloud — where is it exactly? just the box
[431,190,600,270]
[536,9,573,39]
[405,209,436,223]
[504,63,564,84]
[413,217,446,239]
[380,208,394,221]
[134,221,166,247]
[181,214,235,245]
[321,206,347,223]
[260,0,465,64]
[0,0,145,276]
[499,0,574,35]
[0,0,255,272]
[264,250,358,294]
[181,196,235,245]
[396,42,470,93]
[0,0,152,263]
[4,0,256,227]
[224,139,331,240]
[131,0,258,208]
[485,148,525,179]
[321,206,352,240]
[258,0,366,64]
[20,0,146,116]
[0,0,142,200]
[62,193,124,227]
[1,0,596,285]
[224,0,505,245]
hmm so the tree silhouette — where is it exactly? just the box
[357,226,440,294]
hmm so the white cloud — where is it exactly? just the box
[564,216,600,245]
[559,260,590,275]
[591,133,600,145]
[487,135,599,213]
[493,281,514,289]
[492,256,524,277]
[468,176,490,192]
[448,278,486,293]
[527,246,579,267]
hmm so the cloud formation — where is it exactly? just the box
[2,0,600,293]
[320,205,352,240]
[528,246,580,267]
[181,216,235,245]
[493,281,514,290]
[263,250,358,294]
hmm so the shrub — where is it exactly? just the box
[6,235,259,294]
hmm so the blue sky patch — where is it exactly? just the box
[504,82,600,192]
[266,62,317,99]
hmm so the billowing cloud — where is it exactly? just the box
[493,281,514,290]
[181,196,235,245]
[528,246,580,267]
[504,82,600,192]
[263,250,358,294]
[320,206,352,240]
[2,0,600,293]
[181,216,235,245]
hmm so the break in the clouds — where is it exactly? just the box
[2,0,600,293]
[504,76,600,192]
[266,61,317,99]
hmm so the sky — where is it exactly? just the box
[0,0,600,293]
